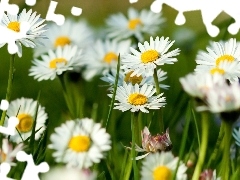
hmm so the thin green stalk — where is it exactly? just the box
[0,54,16,126]
[131,111,139,180]
[173,101,192,179]
[192,112,209,180]
[220,120,233,180]
[192,108,200,150]
[105,54,120,130]
[153,68,160,95]
[153,68,164,132]
[207,122,225,168]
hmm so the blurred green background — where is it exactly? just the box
[2,0,240,175]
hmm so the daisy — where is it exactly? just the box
[195,38,240,83]
[196,60,240,83]
[0,139,24,165]
[134,127,172,160]
[48,118,111,169]
[141,151,187,180]
[101,68,169,89]
[29,45,83,81]
[81,39,131,81]
[106,7,165,42]
[4,97,48,143]
[121,36,180,77]
[33,18,93,57]
[179,72,226,100]
[198,82,240,113]
[0,9,47,57]
[42,167,97,180]
[109,82,166,113]
[233,127,240,147]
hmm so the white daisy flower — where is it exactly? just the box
[0,9,47,57]
[141,151,187,180]
[48,118,111,169]
[106,7,165,42]
[179,72,225,99]
[81,39,131,81]
[195,38,240,83]
[4,97,48,143]
[29,45,83,81]
[109,82,166,113]
[101,68,169,89]
[34,18,93,57]
[42,167,97,180]
[199,82,240,113]
[233,127,240,147]
[0,139,24,165]
[121,36,180,77]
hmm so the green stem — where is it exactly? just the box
[0,54,15,126]
[207,122,225,168]
[153,68,164,132]
[220,120,233,180]
[131,112,139,180]
[192,112,209,180]
[153,68,160,95]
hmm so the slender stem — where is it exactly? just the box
[131,111,139,180]
[153,68,160,95]
[153,68,164,132]
[173,102,192,179]
[0,54,15,126]
[192,111,209,180]
[207,122,225,168]
[220,120,233,180]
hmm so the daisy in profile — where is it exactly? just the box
[4,97,48,143]
[33,18,93,57]
[179,72,225,100]
[0,9,47,57]
[195,38,240,83]
[29,45,83,81]
[48,118,111,169]
[141,151,187,180]
[121,36,180,77]
[198,82,240,114]
[106,7,165,42]
[109,82,166,113]
[42,167,97,180]
[81,39,131,81]
[101,68,169,89]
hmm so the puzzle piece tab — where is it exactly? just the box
[0,0,19,21]
[150,0,240,37]
[0,163,15,180]
[16,151,49,180]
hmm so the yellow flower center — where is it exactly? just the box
[54,36,71,47]
[153,166,172,180]
[128,93,147,105]
[68,135,91,152]
[49,58,67,68]
[103,52,118,63]
[215,55,234,66]
[124,71,143,85]
[141,50,160,64]
[7,21,20,32]
[16,114,34,133]
[128,18,142,30]
[210,67,225,75]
